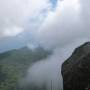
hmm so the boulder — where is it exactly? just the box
[61,42,90,90]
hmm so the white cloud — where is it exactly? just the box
[33,0,90,49]
[3,26,24,37]
[27,43,38,50]
[0,0,51,38]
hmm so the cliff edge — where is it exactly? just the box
[61,42,90,90]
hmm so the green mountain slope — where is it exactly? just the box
[0,47,51,90]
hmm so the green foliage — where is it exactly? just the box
[0,47,51,90]
[0,65,20,90]
[0,47,51,71]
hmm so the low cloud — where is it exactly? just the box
[23,0,90,90]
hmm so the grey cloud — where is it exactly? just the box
[33,0,90,49]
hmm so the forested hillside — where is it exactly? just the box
[0,47,51,90]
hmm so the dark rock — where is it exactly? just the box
[61,42,90,90]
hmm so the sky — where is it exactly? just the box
[0,0,58,37]
[0,0,90,52]
[0,0,59,52]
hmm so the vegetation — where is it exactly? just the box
[0,47,51,90]
[0,65,20,90]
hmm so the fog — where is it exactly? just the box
[21,0,90,90]
[22,40,89,90]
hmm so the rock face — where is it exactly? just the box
[61,42,90,90]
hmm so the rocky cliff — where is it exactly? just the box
[61,42,90,90]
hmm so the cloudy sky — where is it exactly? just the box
[1,0,90,89]
[0,0,58,52]
[0,0,90,52]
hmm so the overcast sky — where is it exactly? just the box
[0,0,90,52]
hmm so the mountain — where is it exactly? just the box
[61,42,90,90]
[0,47,51,72]
[0,46,51,90]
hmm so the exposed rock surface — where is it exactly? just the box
[61,42,90,90]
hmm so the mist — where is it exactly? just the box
[21,0,90,90]
[22,39,88,90]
